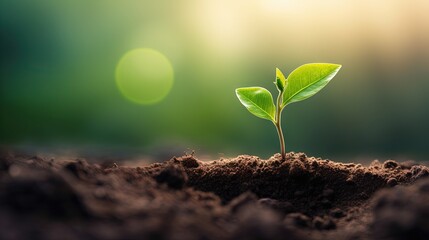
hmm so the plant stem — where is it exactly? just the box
[275,92,286,160]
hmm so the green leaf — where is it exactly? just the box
[236,87,276,121]
[275,68,287,92]
[282,63,341,106]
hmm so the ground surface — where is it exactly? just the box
[0,151,428,240]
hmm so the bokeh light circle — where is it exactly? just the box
[115,48,174,105]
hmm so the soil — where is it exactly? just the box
[0,151,428,240]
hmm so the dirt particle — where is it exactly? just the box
[234,205,299,240]
[370,160,381,166]
[284,213,312,228]
[359,192,369,199]
[258,198,295,214]
[346,177,356,185]
[179,156,200,168]
[154,164,188,189]
[372,179,429,240]
[313,216,336,230]
[330,208,345,218]
[64,160,90,179]
[228,192,257,213]
[418,181,429,193]
[171,156,198,168]
[8,164,22,177]
[311,161,319,168]
[289,160,307,178]
[383,160,398,169]
[298,153,307,161]
[411,165,429,180]
[271,160,281,167]
[0,155,12,172]
[345,163,356,168]
[387,178,398,187]
[0,172,89,219]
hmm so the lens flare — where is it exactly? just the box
[115,48,174,105]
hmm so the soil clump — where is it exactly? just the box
[0,151,428,240]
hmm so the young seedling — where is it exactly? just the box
[236,63,341,160]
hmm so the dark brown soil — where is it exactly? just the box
[0,151,428,240]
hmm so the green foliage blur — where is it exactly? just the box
[1,0,429,160]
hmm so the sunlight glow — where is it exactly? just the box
[115,48,174,105]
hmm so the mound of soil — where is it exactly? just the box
[0,151,428,240]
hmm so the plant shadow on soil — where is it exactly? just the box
[0,151,429,240]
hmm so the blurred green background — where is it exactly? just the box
[1,0,429,161]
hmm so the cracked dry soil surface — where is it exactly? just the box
[1,152,429,240]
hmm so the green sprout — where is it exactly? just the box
[236,63,342,160]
